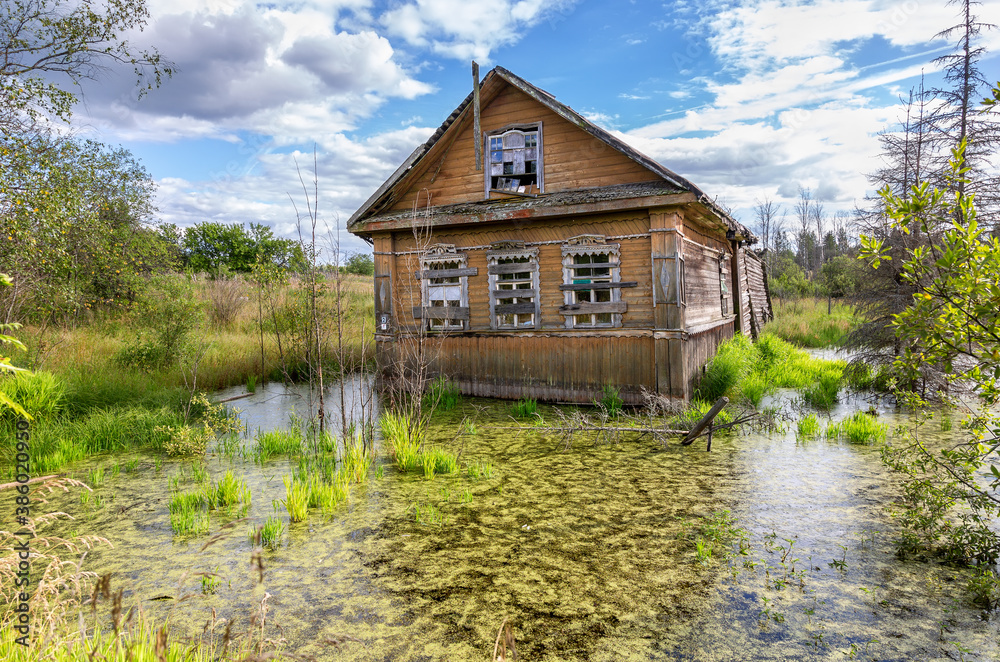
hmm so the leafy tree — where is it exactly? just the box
[1,0,172,129]
[768,251,813,298]
[182,222,303,277]
[860,104,1000,570]
[0,134,170,322]
[344,252,374,276]
[819,254,861,298]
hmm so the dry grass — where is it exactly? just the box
[15,275,376,395]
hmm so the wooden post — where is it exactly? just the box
[681,396,729,445]
[472,61,482,171]
[651,209,687,400]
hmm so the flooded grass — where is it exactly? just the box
[4,378,1000,660]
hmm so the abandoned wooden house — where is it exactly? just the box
[347,66,772,403]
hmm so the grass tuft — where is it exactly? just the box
[827,412,888,444]
[510,397,538,420]
[797,413,821,438]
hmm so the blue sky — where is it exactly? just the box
[74,0,1000,256]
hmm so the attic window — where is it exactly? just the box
[486,124,542,195]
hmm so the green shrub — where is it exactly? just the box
[797,413,821,438]
[253,428,303,462]
[802,371,841,409]
[697,335,755,401]
[380,411,422,472]
[0,370,64,422]
[738,372,769,407]
[283,475,309,522]
[511,397,538,419]
[598,384,624,416]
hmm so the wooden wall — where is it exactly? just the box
[681,219,733,329]
[389,83,662,212]
[371,206,759,402]
[741,250,773,338]
[383,334,656,404]
[381,212,655,333]
[685,320,736,396]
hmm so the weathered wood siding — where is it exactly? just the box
[681,219,734,330]
[385,334,656,404]
[389,83,661,212]
[741,250,772,338]
[384,213,656,332]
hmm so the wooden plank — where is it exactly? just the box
[414,267,478,279]
[495,302,536,315]
[558,302,628,315]
[472,61,481,171]
[488,263,538,275]
[566,260,621,269]
[559,281,637,291]
[411,306,470,320]
[492,289,537,299]
[681,397,729,445]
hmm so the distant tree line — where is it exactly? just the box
[750,190,862,301]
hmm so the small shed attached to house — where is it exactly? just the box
[348,66,772,403]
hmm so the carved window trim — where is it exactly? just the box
[487,242,539,330]
[415,244,473,332]
[560,235,626,328]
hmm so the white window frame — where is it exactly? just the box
[418,245,470,332]
[561,235,625,329]
[484,123,543,196]
[487,242,539,330]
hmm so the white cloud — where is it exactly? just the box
[152,125,436,256]
[380,0,578,62]
[79,2,432,143]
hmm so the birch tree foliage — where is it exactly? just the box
[859,88,1000,570]
[0,0,172,128]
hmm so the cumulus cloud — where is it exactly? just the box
[380,0,578,62]
[79,2,432,143]
[152,125,436,257]
[623,0,1000,222]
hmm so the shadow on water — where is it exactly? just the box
[31,378,1000,660]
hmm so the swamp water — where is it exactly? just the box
[31,380,1000,660]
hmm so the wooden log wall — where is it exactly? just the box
[685,319,736,396]
[381,212,655,332]
[389,83,662,212]
[385,334,656,404]
[742,250,773,337]
[681,220,732,329]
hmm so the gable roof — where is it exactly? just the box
[348,66,750,239]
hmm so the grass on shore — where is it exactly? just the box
[0,274,375,475]
[767,297,859,348]
[696,332,846,407]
